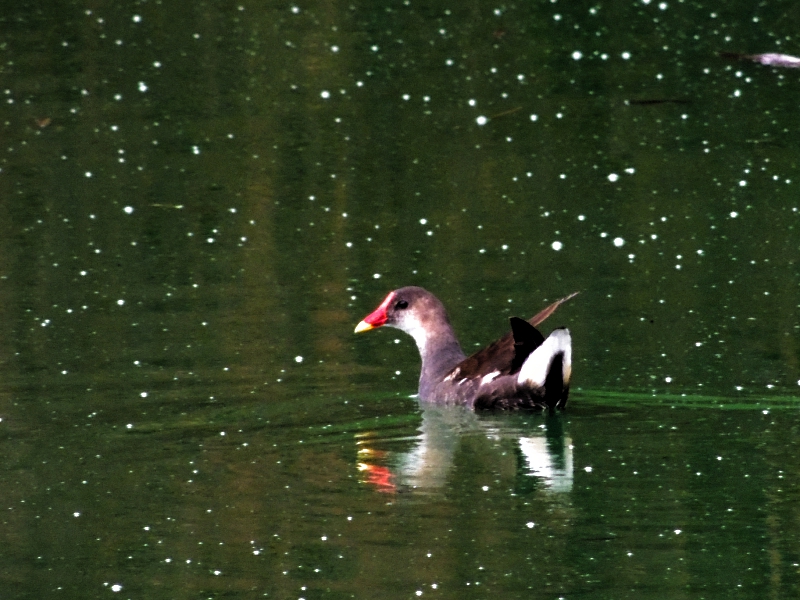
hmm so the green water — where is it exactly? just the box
[1,0,800,597]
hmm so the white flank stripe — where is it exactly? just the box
[480,370,501,385]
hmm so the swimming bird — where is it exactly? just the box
[355,287,576,410]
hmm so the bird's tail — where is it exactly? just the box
[517,328,572,409]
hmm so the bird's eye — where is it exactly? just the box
[395,300,409,310]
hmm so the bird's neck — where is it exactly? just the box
[416,328,465,399]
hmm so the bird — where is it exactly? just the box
[354,286,577,410]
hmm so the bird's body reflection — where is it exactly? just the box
[357,404,573,495]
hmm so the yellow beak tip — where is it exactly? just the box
[354,320,374,334]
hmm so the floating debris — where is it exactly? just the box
[719,52,800,68]
[626,98,691,106]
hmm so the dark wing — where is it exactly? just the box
[447,292,579,381]
[509,317,545,372]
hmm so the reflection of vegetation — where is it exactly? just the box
[577,389,800,409]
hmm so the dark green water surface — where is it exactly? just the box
[1,0,800,597]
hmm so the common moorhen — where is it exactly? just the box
[355,287,576,410]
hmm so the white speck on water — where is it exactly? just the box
[553,14,561,20]
[74,511,81,517]
[371,45,379,52]
[153,61,161,68]
[140,392,148,398]
[613,237,625,247]
[295,356,303,363]
[402,94,410,101]
[114,93,122,100]
[373,273,381,279]
[526,521,535,528]
[739,180,747,187]
[331,45,339,53]
[608,173,619,182]
[584,466,593,472]
[479,248,486,254]
[625,167,635,174]
[674,529,682,535]
[207,238,215,244]
[320,90,330,99]
[126,423,133,429]
[665,376,673,383]
[117,299,125,306]
[572,50,583,60]
[551,241,563,251]
[123,206,134,214]
[192,145,200,155]
[85,171,92,178]
[138,81,148,92]
[468,99,477,107]
[481,485,489,491]
[730,211,738,218]
[530,114,538,121]
[419,218,427,225]
[291,5,300,13]
[621,51,631,59]
[578,214,585,221]
[346,242,352,248]
[110,584,123,592]
[476,115,488,126]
